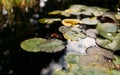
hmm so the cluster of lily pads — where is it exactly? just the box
[20,4,120,75]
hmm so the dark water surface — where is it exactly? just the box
[0,22,66,75]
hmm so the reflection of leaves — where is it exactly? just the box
[20,38,65,53]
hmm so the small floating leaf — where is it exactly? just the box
[20,38,65,53]
[38,18,61,24]
[48,10,62,15]
[61,19,80,26]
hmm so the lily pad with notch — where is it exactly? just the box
[20,38,65,53]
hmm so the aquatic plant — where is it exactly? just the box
[96,22,120,50]
[19,3,120,75]
[48,4,108,17]
[20,38,65,53]
[59,25,85,41]
[53,53,120,75]
[80,17,99,25]
[38,18,61,24]
[61,19,80,26]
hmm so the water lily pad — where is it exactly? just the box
[20,38,46,52]
[65,54,80,64]
[48,10,62,15]
[86,46,113,59]
[80,17,99,25]
[102,12,116,22]
[38,39,65,53]
[96,23,119,40]
[59,26,85,41]
[96,37,120,51]
[113,55,120,65]
[115,13,120,19]
[69,4,87,11]
[38,18,61,24]
[85,29,98,38]
[20,38,65,53]
[97,23,118,33]
[59,26,72,34]
[79,55,98,66]
[80,6,108,16]
[53,70,66,75]
[61,19,80,26]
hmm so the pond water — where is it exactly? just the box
[0,0,120,75]
[0,18,66,75]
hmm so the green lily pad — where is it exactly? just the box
[80,17,99,25]
[97,23,118,33]
[53,70,66,75]
[38,18,61,24]
[65,54,80,64]
[20,38,65,53]
[20,38,46,52]
[59,26,85,41]
[96,37,120,51]
[96,23,119,40]
[112,70,120,75]
[86,46,113,59]
[113,55,120,64]
[48,10,62,15]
